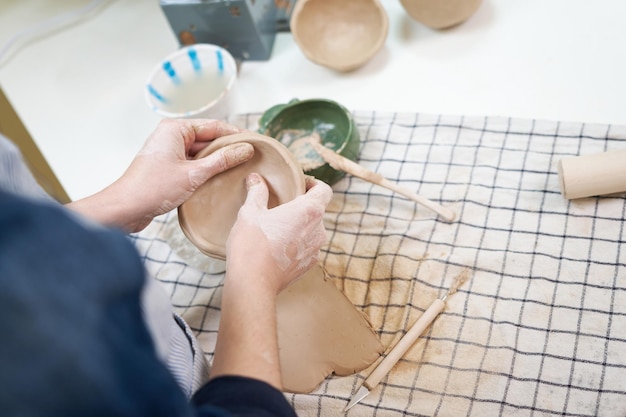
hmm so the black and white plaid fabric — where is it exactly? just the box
[132,111,626,417]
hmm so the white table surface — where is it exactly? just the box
[1,0,626,201]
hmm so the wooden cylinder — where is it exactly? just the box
[558,149,626,199]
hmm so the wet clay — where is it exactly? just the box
[400,0,482,29]
[276,263,383,393]
[178,132,306,260]
[290,0,388,72]
[178,132,382,393]
[279,130,325,172]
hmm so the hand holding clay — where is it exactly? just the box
[226,173,333,294]
[68,119,253,233]
[213,173,332,390]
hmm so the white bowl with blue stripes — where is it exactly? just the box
[145,44,237,120]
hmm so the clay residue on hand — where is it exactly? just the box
[276,263,383,393]
[178,132,306,260]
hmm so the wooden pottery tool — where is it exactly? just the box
[558,149,626,199]
[310,141,456,222]
[345,270,470,411]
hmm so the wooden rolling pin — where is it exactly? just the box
[558,149,626,199]
[310,142,456,222]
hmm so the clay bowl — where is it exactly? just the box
[178,132,306,260]
[290,0,388,72]
[258,98,360,186]
[400,0,483,29]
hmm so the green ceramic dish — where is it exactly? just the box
[258,98,360,185]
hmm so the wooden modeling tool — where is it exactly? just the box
[310,142,456,222]
[345,270,470,412]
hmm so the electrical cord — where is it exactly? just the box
[0,0,109,68]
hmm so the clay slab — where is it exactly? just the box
[276,264,383,393]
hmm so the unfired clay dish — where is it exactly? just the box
[178,132,306,260]
[400,0,483,29]
[276,263,383,393]
[290,0,389,72]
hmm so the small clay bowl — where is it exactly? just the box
[258,98,360,186]
[400,0,483,29]
[178,132,306,260]
[290,0,389,72]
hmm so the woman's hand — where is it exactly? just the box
[211,172,333,390]
[68,119,253,232]
[225,173,333,294]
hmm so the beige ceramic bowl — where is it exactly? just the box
[290,0,389,72]
[178,132,306,260]
[400,0,482,29]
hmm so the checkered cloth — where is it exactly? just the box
[131,111,626,417]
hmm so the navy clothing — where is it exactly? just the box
[0,190,296,416]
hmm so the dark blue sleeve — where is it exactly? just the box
[0,191,297,417]
[0,190,195,417]
[192,376,298,417]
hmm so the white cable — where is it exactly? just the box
[0,0,109,67]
